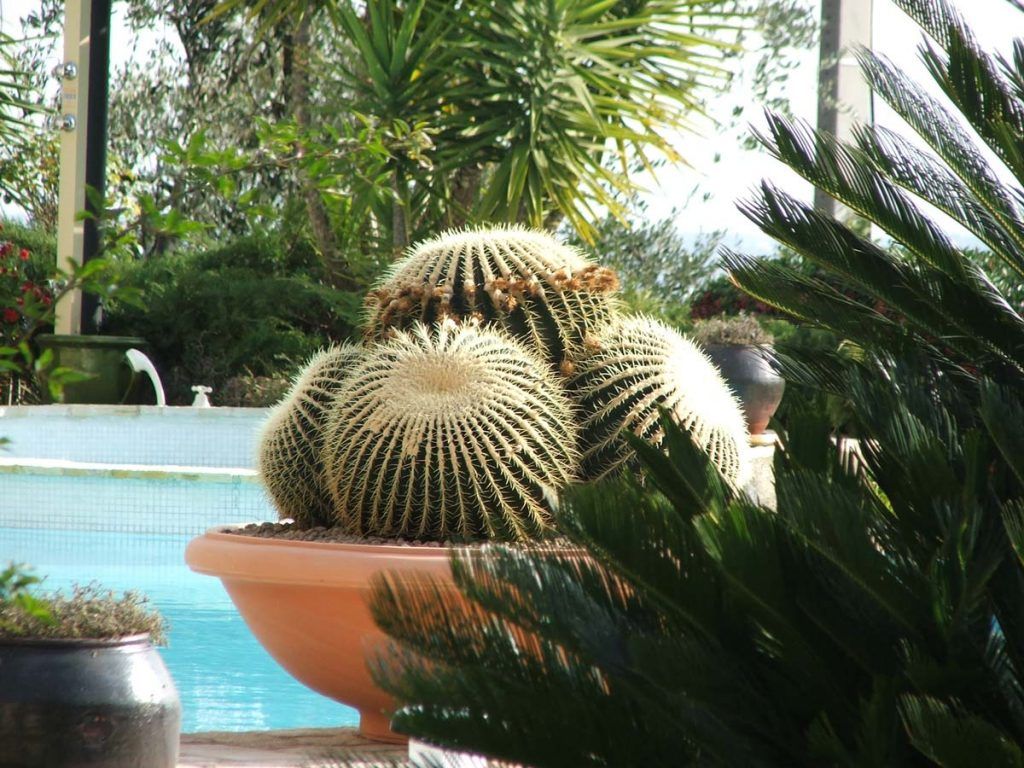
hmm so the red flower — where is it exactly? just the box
[3,308,19,324]
[18,248,29,261]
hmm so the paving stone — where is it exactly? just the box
[179,728,408,767]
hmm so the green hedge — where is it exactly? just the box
[103,235,361,405]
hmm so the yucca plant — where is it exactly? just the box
[210,0,743,244]
[322,320,578,542]
[257,343,362,527]
[364,226,620,374]
[572,314,749,486]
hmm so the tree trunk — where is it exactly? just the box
[392,171,408,252]
[289,12,356,291]
[449,164,481,229]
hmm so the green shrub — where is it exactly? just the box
[372,370,1024,765]
[0,221,55,261]
[103,234,361,404]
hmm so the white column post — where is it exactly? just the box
[816,0,874,218]
[53,0,92,335]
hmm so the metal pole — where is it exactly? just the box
[81,0,111,334]
[816,0,874,218]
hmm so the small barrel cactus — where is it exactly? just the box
[363,225,619,375]
[257,344,362,527]
[573,315,750,487]
[322,320,578,542]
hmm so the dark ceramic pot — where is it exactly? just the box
[705,344,785,436]
[0,633,180,767]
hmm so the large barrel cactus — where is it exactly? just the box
[322,320,578,542]
[573,315,750,487]
[257,344,361,527]
[363,226,619,375]
[254,228,758,541]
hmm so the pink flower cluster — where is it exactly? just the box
[0,226,54,330]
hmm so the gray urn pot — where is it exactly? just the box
[704,343,785,436]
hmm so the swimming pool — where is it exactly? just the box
[0,405,359,733]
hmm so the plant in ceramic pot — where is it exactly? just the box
[185,226,749,742]
[0,564,180,766]
[692,313,785,441]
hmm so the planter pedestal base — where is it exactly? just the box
[186,529,457,743]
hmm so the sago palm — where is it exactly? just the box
[365,1,1024,765]
[370,366,1024,766]
[723,0,1024,398]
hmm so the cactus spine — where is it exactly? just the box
[322,320,578,542]
[364,226,619,375]
[257,344,361,527]
[574,316,750,487]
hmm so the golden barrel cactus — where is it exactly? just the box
[322,320,578,542]
[257,344,361,527]
[364,226,619,375]
[573,316,750,487]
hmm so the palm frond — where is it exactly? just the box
[901,695,1024,768]
[729,187,1024,375]
[856,47,1024,270]
[980,380,1024,487]
[854,124,1024,277]
[757,113,964,278]
[915,13,1024,184]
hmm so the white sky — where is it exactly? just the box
[0,0,1021,251]
[639,0,1023,251]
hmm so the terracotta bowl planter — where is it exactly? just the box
[185,527,456,743]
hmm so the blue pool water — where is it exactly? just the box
[3,526,358,733]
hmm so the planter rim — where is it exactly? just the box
[186,524,461,587]
[0,632,153,649]
[198,523,470,554]
[702,342,775,350]
[35,333,148,349]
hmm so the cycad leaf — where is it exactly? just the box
[857,47,1024,268]
[855,124,1024,276]
[731,183,1024,373]
[979,380,1024,487]
[901,695,1024,767]
[756,112,964,279]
